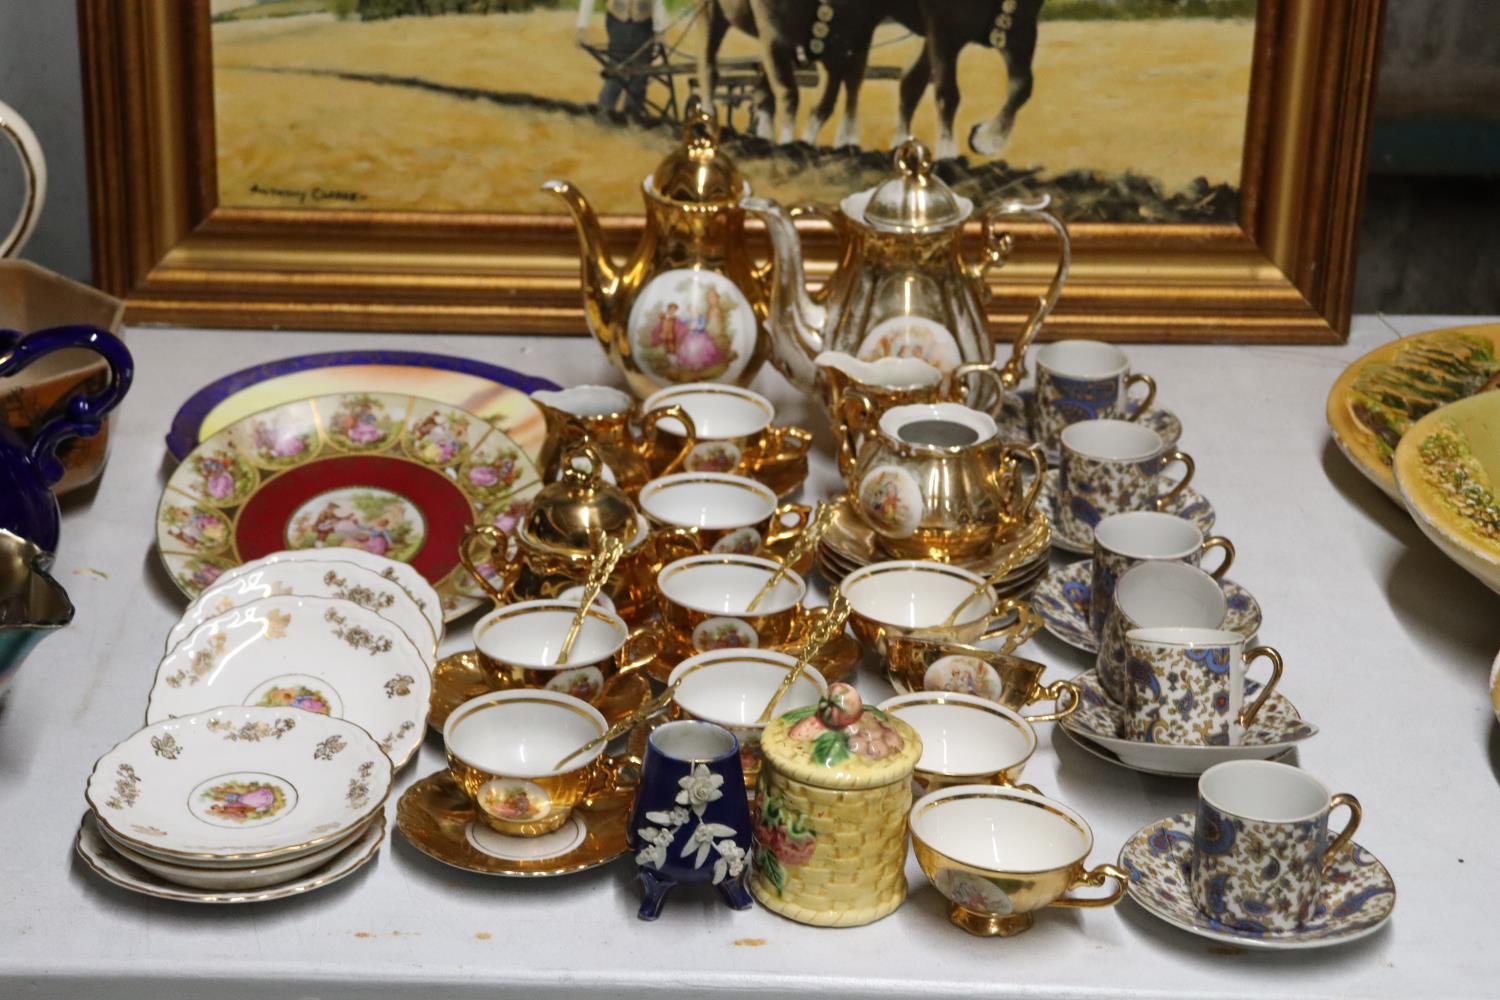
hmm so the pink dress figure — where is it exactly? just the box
[202,457,235,500]
[675,290,726,373]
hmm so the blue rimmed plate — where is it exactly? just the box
[166,351,558,462]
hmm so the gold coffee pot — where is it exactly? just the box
[744,140,1070,404]
[545,102,772,399]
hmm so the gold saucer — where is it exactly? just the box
[641,628,862,686]
[820,494,1051,573]
[395,770,630,877]
[428,650,653,732]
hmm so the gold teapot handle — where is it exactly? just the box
[639,405,699,477]
[459,524,516,607]
[976,196,1071,390]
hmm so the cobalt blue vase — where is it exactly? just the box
[0,325,133,556]
[628,720,753,920]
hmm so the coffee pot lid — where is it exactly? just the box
[861,140,966,234]
[521,444,639,555]
[650,100,745,204]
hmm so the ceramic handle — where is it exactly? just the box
[651,524,702,567]
[1236,646,1284,729]
[0,325,133,485]
[836,392,873,479]
[1051,862,1129,909]
[457,524,515,606]
[977,597,1041,655]
[1022,679,1080,724]
[0,99,46,259]
[760,424,814,464]
[1322,793,1362,870]
[615,624,662,676]
[980,196,1071,390]
[763,502,811,548]
[1002,443,1047,521]
[1200,535,1235,580]
[1152,448,1195,510]
[584,751,643,808]
[640,405,698,477]
[948,362,1008,415]
[1123,373,1157,421]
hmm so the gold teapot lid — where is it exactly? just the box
[862,140,967,234]
[650,100,745,204]
[521,444,639,556]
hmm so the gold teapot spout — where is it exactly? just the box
[543,179,621,347]
[741,195,827,397]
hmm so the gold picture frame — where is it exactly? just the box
[80,0,1384,343]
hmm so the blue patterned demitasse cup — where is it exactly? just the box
[1191,761,1362,934]
[1031,341,1156,458]
[1057,420,1194,547]
[628,720,754,921]
[1121,627,1283,745]
[1090,511,1235,638]
[1096,561,1226,703]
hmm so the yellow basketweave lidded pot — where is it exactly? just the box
[750,684,922,926]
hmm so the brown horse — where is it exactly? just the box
[898,0,1046,159]
[699,0,920,147]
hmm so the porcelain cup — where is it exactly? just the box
[1190,760,1362,932]
[656,553,805,659]
[910,784,1128,937]
[1097,561,1227,702]
[667,647,828,787]
[642,383,812,479]
[638,472,808,556]
[1031,340,1156,456]
[1090,511,1235,637]
[880,634,1079,720]
[472,599,657,706]
[841,560,1041,654]
[532,383,698,493]
[879,692,1040,792]
[1121,627,1284,745]
[443,689,613,836]
[1057,419,1194,543]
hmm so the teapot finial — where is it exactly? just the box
[651,99,743,204]
[892,139,933,180]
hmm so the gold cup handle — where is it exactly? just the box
[998,779,1043,794]
[976,197,1071,390]
[615,623,661,676]
[640,405,699,477]
[1021,678,1081,724]
[651,524,702,569]
[764,502,812,548]
[458,524,515,606]
[1322,793,1362,870]
[1051,863,1130,909]
[836,392,874,479]
[1122,373,1157,422]
[1153,448,1195,510]
[1236,646,1284,728]
[949,362,1008,415]
[1001,443,1048,521]
[977,598,1042,654]
[760,424,814,466]
[583,751,643,808]
[1200,535,1236,580]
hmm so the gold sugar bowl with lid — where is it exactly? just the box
[459,444,694,625]
[749,683,923,927]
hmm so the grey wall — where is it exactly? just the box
[1,1,1495,314]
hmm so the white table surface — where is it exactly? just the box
[3,317,1497,1000]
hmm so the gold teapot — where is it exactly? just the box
[531,384,697,495]
[744,140,1069,403]
[546,103,771,399]
[849,401,1044,562]
[459,444,693,624]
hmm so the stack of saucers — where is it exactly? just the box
[78,547,435,902]
[80,706,393,903]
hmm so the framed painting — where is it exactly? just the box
[80,0,1385,342]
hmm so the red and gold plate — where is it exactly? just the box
[156,392,542,621]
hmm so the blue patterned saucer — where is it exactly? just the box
[1058,669,1316,777]
[1041,469,1216,554]
[1033,558,1260,653]
[1119,812,1395,950]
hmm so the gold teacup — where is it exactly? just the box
[641,383,813,482]
[443,689,615,836]
[472,599,657,706]
[638,472,808,556]
[841,560,1041,654]
[879,692,1039,793]
[882,634,1079,720]
[656,553,806,660]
